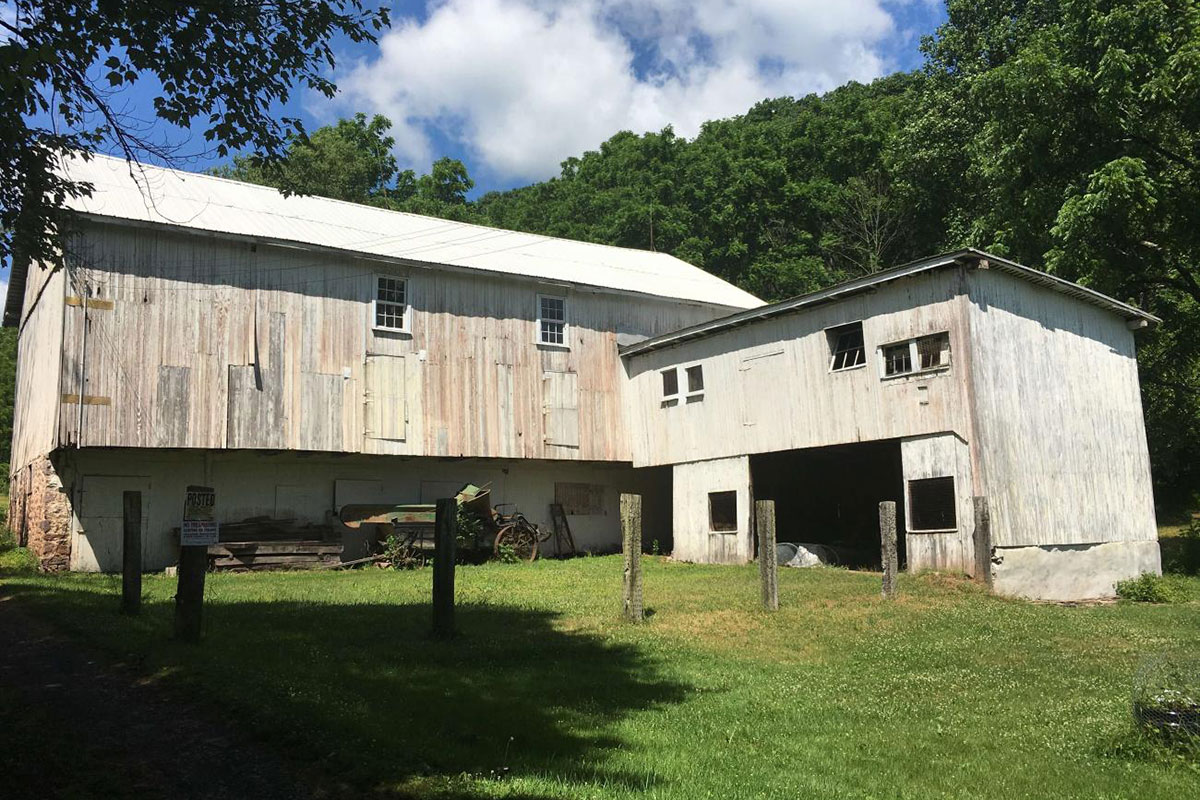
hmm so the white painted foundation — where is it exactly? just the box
[991,540,1162,601]
[672,455,753,564]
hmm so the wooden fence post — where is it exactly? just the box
[756,500,779,611]
[621,493,643,623]
[879,501,898,599]
[972,496,992,588]
[121,491,142,615]
[174,545,207,642]
[432,498,457,638]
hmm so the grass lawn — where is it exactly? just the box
[1,556,1198,799]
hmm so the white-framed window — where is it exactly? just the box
[827,322,866,371]
[661,368,679,407]
[373,274,411,333]
[880,331,951,378]
[537,294,568,347]
[685,364,704,402]
[908,476,957,532]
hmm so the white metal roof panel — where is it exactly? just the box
[61,154,764,310]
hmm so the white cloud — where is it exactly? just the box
[335,0,908,181]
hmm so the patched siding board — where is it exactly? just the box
[364,354,406,441]
[543,370,580,450]
[227,312,286,448]
[555,482,605,515]
[155,366,191,447]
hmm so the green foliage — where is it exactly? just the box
[0,328,16,486]
[494,542,520,564]
[1117,573,1176,603]
[0,1,389,283]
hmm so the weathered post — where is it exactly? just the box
[972,496,992,588]
[432,498,457,638]
[121,491,142,615]
[879,500,898,599]
[621,493,643,622]
[176,485,217,642]
[756,499,778,611]
[174,546,207,641]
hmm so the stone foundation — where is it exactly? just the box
[7,456,73,571]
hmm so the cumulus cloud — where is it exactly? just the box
[335,0,909,181]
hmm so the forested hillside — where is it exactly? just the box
[141,1,1200,506]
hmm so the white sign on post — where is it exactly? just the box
[181,485,219,546]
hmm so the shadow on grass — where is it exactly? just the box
[1,578,692,797]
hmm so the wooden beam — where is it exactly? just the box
[621,493,644,623]
[431,498,457,639]
[756,500,778,611]
[972,496,992,588]
[174,546,207,642]
[879,501,898,599]
[121,491,141,616]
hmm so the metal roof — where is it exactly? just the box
[50,153,764,310]
[619,248,1161,358]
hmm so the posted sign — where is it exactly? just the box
[181,485,219,546]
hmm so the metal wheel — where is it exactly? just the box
[493,519,540,563]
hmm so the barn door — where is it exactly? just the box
[543,370,580,449]
[73,476,151,572]
[364,355,406,440]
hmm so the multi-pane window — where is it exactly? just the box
[881,332,951,378]
[883,343,912,376]
[374,275,409,331]
[538,295,567,346]
[909,476,957,531]
[828,322,866,371]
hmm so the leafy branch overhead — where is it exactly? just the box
[0,0,389,272]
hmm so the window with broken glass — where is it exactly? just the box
[828,322,866,371]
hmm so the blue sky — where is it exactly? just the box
[3,1,947,291]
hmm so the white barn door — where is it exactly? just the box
[364,355,406,441]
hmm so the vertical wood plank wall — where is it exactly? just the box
[622,269,976,468]
[52,222,732,462]
[11,264,65,471]
[965,269,1157,548]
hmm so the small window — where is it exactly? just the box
[686,365,704,398]
[883,343,912,376]
[917,332,950,371]
[537,294,567,346]
[828,322,866,371]
[374,275,409,332]
[909,476,957,531]
[709,491,738,532]
[661,368,679,398]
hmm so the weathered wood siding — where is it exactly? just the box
[965,269,1157,548]
[623,269,975,467]
[672,456,754,564]
[900,433,975,574]
[11,263,65,472]
[53,221,728,462]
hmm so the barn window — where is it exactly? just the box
[709,491,738,532]
[828,322,866,371]
[661,368,679,405]
[883,343,912,376]
[537,294,568,346]
[686,365,704,401]
[373,275,410,332]
[908,476,957,531]
[916,332,951,370]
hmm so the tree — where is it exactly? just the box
[0,1,389,275]
[896,0,1200,499]
[216,113,399,203]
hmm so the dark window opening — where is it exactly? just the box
[709,491,737,532]
[917,332,950,370]
[909,476,957,531]
[828,323,866,371]
[661,368,679,397]
[883,343,912,376]
[686,365,704,393]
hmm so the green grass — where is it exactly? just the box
[2,558,1199,799]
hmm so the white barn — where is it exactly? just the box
[619,252,1161,600]
[5,156,1162,599]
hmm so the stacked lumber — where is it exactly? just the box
[203,516,343,571]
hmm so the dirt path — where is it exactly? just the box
[0,597,322,799]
